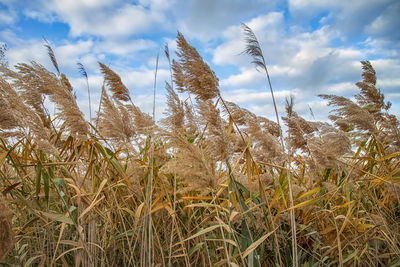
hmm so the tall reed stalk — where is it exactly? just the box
[242,23,298,267]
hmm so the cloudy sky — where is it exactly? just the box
[0,0,399,121]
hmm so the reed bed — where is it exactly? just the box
[0,29,399,266]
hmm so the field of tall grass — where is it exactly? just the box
[0,26,399,266]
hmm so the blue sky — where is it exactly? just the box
[0,0,399,122]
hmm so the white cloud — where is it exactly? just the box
[221,68,264,88]
[5,0,171,38]
[214,13,365,95]
[72,76,103,121]
[2,32,163,78]
[54,40,94,71]
[69,72,169,120]
[94,38,157,56]
[120,68,170,90]
[288,0,339,16]
[377,79,400,89]
[247,12,284,32]
[138,0,174,11]
[134,93,167,121]
[268,65,300,77]
[367,1,400,39]
[146,55,170,69]
[322,82,357,95]
[289,0,397,43]
[0,29,21,45]
[6,40,50,68]
[212,35,247,66]
[47,0,170,38]
[175,0,279,41]
[222,88,293,106]
[4,37,99,75]
[213,12,286,66]
[370,59,400,76]
[0,7,16,25]
[211,9,398,122]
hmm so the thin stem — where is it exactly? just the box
[263,53,298,267]
[242,23,298,266]
[86,78,92,125]
[145,52,159,266]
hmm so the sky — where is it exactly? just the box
[0,0,399,122]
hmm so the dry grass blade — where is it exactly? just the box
[242,228,277,258]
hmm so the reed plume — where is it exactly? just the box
[128,104,155,137]
[307,123,351,170]
[0,94,20,132]
[224,101,282,162]
[321,95,376,133]
[354,61,400,151]
[43,38,60,75]
[97,88,135,144]
[197,99,229,159]
[1,63,50,128]
[283,97,318,154]
[320,61,398,145]
[241,24,284,147]
[0,44,7,67]
[172,32,220,101]
[4,62,89,137]
[77,62,92,123]
[49,72,89,137]
[0,77,55,152]
[162,82,184,132]
[381,113,400,153]
[97,61,154,143]
[355,61,391,120]
[160,132,219,194]
[99,62,131,102]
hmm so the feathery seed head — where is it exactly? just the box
[99,62,131,102]
[172,32,220,101]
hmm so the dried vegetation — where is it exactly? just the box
[0,30,399,266]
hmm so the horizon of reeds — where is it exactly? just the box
[0,28,399,266]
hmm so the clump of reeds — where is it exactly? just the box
[0,30,398,267]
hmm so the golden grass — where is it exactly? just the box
[0,195,13,262]
[0,31,399,266]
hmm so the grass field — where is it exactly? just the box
[0,28,399,266]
